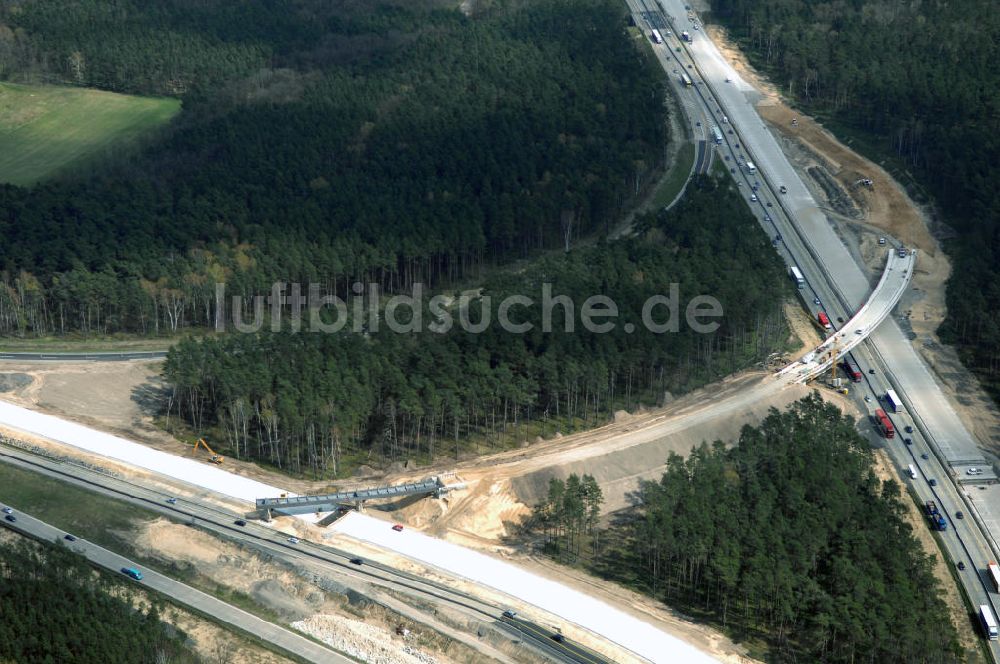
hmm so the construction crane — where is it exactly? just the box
[194,438,224,464]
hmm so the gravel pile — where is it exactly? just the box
[292,615,438,664]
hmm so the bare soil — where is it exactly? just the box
[703,22,1000,461]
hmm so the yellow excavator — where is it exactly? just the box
[194,438,224,464]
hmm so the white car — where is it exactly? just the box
[287,537,300,544]
[967,468,983,476]
[1,507,11,514]
[750,194,758,202]
[864,395,872,403]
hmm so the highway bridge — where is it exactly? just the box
[779,248,915,383]
[253,477,466,519]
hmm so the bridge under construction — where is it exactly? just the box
[253,476,465,520]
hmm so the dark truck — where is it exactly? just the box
[925,501,947,531]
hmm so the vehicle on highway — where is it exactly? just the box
[905,425,913,433]
[855,328,863,335]
[725,76,731,82]
[766,201,773,207]
[957,511,964,519]
[287,537,300,544]
[958,561,966,570]
[4,514,15,523]
[120,567,143,581]
[878,237,886,245]
[234,519,247,526]
[350,558,363,565]
[779,185,787,194]
[864,395,871,403]
[695,121,701,127]
[724,155,730,161]
[502,609,517,619]
[728,128,733,134]
[764,215,771,222]
[1,507,11,514]
[64,534,76,542]
[968,467,984,475]
[551,634,565,643]
[905,438,913,445]
[928,478,937,486]
[837,316,844,323]
[813,297,821,305]
[980,604,999,640]
[921,453,929,459]
[868,368,876,374]
[392,524,404,532]
[166,497,177,504]
[750,193,758,202]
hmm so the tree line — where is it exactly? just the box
[0,537,200,663]
[587,394,962,663]
[163,176,791,477]
[709,0,1000,404]
[0,0,668,338]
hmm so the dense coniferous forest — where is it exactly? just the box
[709,0,1000,400]
[0,0,667,336]
[163,176,791,475]
[0,538,199,663]
[588,395,962,663]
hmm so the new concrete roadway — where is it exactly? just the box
[639,0,1000,653]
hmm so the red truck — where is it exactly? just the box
[841,359,862,382]
[875,408,895,439]
[817,312,832,330]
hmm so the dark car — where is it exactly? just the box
[64,534,77,542]
[766,201,773,207]
[728,129,734,134]
[958,561,966,570]
[868,368,876,374]
[956,511,964,519]
[696,121,702,127]
[928,478,937,486]
[905,425,913,433]
[392,524,404,532]
[350,558,364,565]
[904,437,912,445]
[4,514,15,522]
[921,453,929,459]
[234,519,247,527]
[551,634,565,643]
[837,316,844,323]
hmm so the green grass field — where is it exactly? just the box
[0,82,180,186]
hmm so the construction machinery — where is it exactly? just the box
[194,438,224,464]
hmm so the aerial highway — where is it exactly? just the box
[0,350,167,361]
[633,0,1000,653]
[0,504,353,664]
[0,443,609,664]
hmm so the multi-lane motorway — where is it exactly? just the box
[0,444,608,664]
[631,0,1000,654]
[0,503,353,664]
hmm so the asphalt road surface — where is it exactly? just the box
[0,504,352,664]
[643,0,1000,654]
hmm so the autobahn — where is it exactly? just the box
[0,443,608,664]
[635,0,1000,654]
[0,504,352,664]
